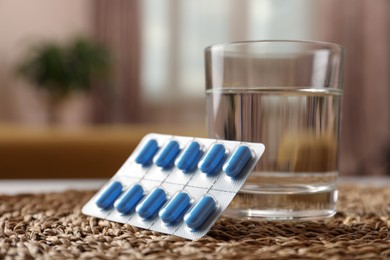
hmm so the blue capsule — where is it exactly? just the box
[176,142,203,173]
[159,192,191,224]
[198,143,227,175]
[96,181,123,209]
[184,195,216,230]
[135,139,159,166]
[136,188,167,219]
[223,145,253,178]
[155,140,181,169]
[115,184,144,214]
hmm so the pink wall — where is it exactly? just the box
[0,0,92,125]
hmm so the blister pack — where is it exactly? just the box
[82,133,265,240]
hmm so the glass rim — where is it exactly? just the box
[205,40,344,53]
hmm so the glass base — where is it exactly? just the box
[223,208,337,220]
[224,172,338,220]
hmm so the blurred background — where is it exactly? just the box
[0,0,389,179]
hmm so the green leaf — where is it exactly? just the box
[17,37,112,99]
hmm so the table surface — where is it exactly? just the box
[1,180,389,258]
[0,179,106,195]
[0,177,389,195]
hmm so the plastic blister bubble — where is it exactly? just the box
[82,133,265,240]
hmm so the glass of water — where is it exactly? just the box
[205,40,344,220]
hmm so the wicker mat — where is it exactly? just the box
[1,185,390,259]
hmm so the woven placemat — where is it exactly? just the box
[1,184,389,259]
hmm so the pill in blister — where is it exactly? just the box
[176,141,203,173]
[136,188,167,219]
[115,184,144,214]
[96,181,123,209]
[135,139,159,166]
[198,143,227,175]
[155,140,181,169]
[223,145,253,177]
[82,133,266,240]
[184,195,216,230]
[159,192,191,224]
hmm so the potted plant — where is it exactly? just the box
[17,37,111,124]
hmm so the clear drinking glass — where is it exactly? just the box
[205,40,344,220]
